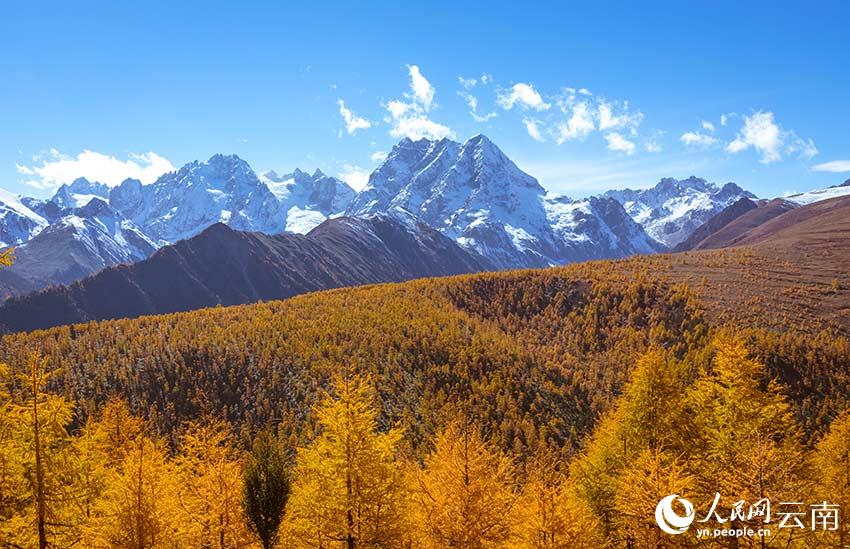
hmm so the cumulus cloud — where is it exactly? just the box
[337,164,371,191]
[386,100,454,140]
[496,83,550,111]
[680,131,719,147]
[385,66,455,140]
[523,118,545,142]
[701,120,715,132]
[720,113,735,127]
[597,100,643,132]
[407,65,435,110]
[725,111,816,164]
[337,99,372,135]
[812,160,850,173]
[555,102,595,143]
[551,89,643,147]
[605,132,635,155]
[17,150,174,190]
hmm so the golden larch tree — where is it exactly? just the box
[411,418,517,549]
[285,374,410,548]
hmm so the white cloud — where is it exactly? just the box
[598,100,643,132]
[458,91,478,112]
[385,100,454,140]
[458,76,477,89]
[407,65,435,110]
[720,113,735,127]
[605,132,636,155]
[578,88,592,96]
[480,73,493,85]
[725,111,814,164]
[17,150,174,190]
[459,91,497,123]
[470,111,498,123]
[726,111,782,162]
[644,141,663,153]
[337,99,372,135]
[496,83,550,111]
[523,118,545,142]
[812,160,850,173]
[338,164,371,191]
[370,151,388,164]
[555,102,595,143]
[787,137,818,160]
[701,120,715,132]
[385,67,455,140]
[680,131,719,147]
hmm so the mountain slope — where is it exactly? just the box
[259,168,355,233]
[50,177,111,208]
[683,198,797,251]
[347,135,662,268]
[0,214,489,333]
[673,197,759,252]
[0,198,158,298]
[784,178,850,205]
[620,194,850,334]
[109,154,285,244]
[605,177,756,247]
[0,188,50,247]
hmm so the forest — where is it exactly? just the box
[2,255,850,547]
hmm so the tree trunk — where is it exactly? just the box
[31,363,47,549]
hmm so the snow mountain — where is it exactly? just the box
[604,176,756,247]
[259,168,355,233]
[50,177,111,209]
[347,134,662,268]
[0,188,51,247]
[0,197,157,298]
[109,154,285,245]
[784,178,850,206]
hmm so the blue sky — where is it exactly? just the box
[2,1,849,199]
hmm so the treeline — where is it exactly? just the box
[4,333,850,548]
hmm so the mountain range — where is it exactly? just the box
[603,176,756,247]
[0,213,488,333]
[0,133,842,311]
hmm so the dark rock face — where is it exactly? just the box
[0,215,490,333]
[673,197,759,252]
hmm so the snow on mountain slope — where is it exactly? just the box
[50,177,111,209]
[784,179,850,205]
[0,187,49,247]
[259,168,355,233]
[109,154,285,244]
[604,176,756,247]
[0,198,158,298]
[347,134,663,268]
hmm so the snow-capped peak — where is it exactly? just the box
[604,176,756,247]
[783,179,850,205]
[259,167,355,234]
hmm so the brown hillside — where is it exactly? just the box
[640,195,850,334]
